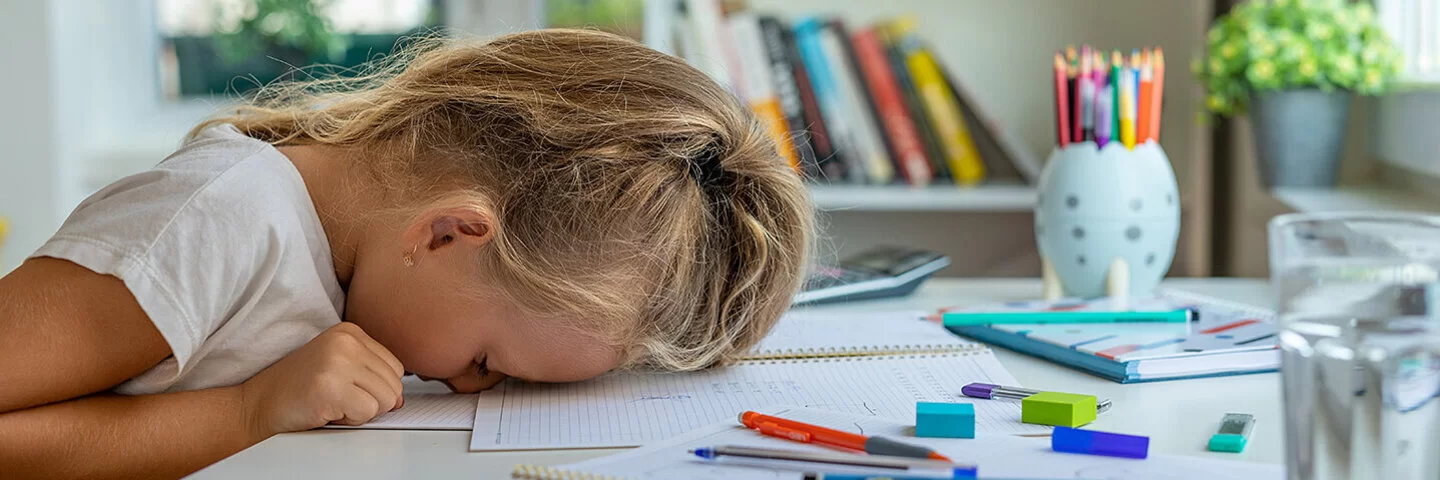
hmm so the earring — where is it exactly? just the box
[403,245,417,267]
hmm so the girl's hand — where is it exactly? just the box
[238,322,405,437]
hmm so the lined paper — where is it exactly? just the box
[325,376,476,430]
[747,309,976,359]
[470,351,1047,451]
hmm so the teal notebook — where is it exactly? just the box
[936,290,1279,383]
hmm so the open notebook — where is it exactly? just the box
[940,289,1279,383]
[348,309,978,431]
[511,406,1282,480]
[470,310,1037,450]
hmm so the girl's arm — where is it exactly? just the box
[0,258,407,479]
[0,386,260,478]
[0,258,171,412]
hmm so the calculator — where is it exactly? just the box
[792,246,950,306]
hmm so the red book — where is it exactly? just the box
[850,27,933,186]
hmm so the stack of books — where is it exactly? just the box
[669,1,1041,187]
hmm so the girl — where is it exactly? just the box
[0,30,813,478]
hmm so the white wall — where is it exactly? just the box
[0,2,69,273]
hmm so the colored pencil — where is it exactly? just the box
[1079,46,1094,142]
[1110,50,1121,145]
[1054,53,1070,147]
[1137,50,1153,144]
[1068,64,1079,145]
[1150,48,1165,142]
[1095,83,1112,148]
[1119,64,1135,149]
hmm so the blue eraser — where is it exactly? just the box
[1051,426,1149,459]
[915,402,975,439]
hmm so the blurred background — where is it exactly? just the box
[1,0,1437,279]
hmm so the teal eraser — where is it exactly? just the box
[1208,433,1248,453]
[1207,413,1254,453]
[915,402,975,438]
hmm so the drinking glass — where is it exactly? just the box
[1270,212,1440,480]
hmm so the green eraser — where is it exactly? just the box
[1021,391,1097,427]
[1208,433,1248,452]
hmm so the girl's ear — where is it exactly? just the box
[405,205,495,253]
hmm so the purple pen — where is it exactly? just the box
[960,383,1112,413]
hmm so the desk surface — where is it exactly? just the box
[196,278,1283,479]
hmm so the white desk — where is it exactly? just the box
[196,278,1283,479]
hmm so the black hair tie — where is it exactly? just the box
[689,144,727,188]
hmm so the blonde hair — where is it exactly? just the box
[193,29,814,371]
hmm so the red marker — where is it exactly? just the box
[739,411,954,462]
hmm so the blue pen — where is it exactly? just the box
[802,473,962,480]
[806,472,1077,475]
[942,309,1194,326]
[692,445,975,477]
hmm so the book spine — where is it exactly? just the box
[783,24,842,180]
[729,13,801,171]
[794,18,866,184]
[819,20,892,185]
[880,27,948,181]
[682,0,735,93]
[759,16,819,176]
[895,31,986,185]
[851,27,933,187]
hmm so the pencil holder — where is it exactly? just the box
[1034,141,1179,302]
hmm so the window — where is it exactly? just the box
[1377,0,1440,84]
[545,0,645,40]
[155,0,443,99]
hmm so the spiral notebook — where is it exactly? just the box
[940,289,1279,383]
[510,405,1282,480]
[472,325,1048,449]
[744,309,976,359]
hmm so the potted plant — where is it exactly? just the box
[167,0,442,97]
[1196,0,1402,188]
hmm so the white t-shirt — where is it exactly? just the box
[32,125,344,395]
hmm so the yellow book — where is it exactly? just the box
[891,20,985,185]
[750,98,801,171]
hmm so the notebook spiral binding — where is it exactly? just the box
[741,348,990,365]
[743,342,987,361]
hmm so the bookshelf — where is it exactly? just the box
[810,184,1035,212]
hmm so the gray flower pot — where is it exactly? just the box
[1249,90,1351,188]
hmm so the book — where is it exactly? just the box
[780,19,844,180]
[758,16,820,176]
[937,290,1280,383]
[888,18,986,186]
[793,17,866,184]
[729,12,801,171]
[512,406,1283,480]
[818,19,892,184]
[879,26,949,181]
[683,0,737,93]
[851,27,933,186]
[469,348,1046,450]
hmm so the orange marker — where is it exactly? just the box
[1150,48,1165,142]
[739,411,954,462]
[1137,50,1153,144]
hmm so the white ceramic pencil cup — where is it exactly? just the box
[1035,141,1179,308]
